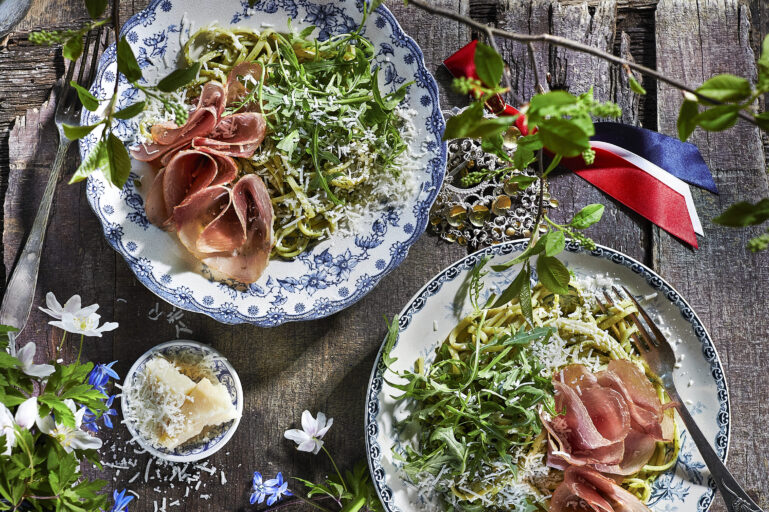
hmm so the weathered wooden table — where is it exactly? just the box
[1,0,767,510]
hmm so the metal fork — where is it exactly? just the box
[0,26,106,356]
[597,287,763,512]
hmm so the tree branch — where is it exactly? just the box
[406,0,758,127]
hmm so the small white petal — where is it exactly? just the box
[16,342,35,367]
[36,415,55,435]
[300,410,318,436]
[97,322,119,333]
[61,295,83,315]
[284,429,311,445]
[297,439,321,453]
[0,403,15,428]
[23,362,55,378]
[14,397,38,430]
[78,304,100,317]
[71,431,102,451]
[316,418,333,439]
[38,292,64,319]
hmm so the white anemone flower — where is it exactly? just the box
[50,312,119,337]
[38,292,98,320]
[283,410,333,454]
[36,399,102,453]
[0,398,38,455]
[16,342,54,378]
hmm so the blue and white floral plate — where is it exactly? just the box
[122,340,243,462]
[365,241,729,512]
[79,0,445,326]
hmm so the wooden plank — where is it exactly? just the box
[655,0,769,508]
[496,0,651,262]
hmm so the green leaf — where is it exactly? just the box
[569,204,605,229]
[112,101,146,120]
[84,0,107,19]
[62,35,84,61]
[492,264,529,308]
[754,111,769,132]
[62,122,100,140]
[518,265,533,324]
[677,99,699,141]
[276,129,300,158]
[381,315,400,369]
[695,74,752,102]
[156,62,202,92]
[69,137,108,184]
[758,34,769,92]
[695,104,740,132]
[628,74,646,95]
[544,230,565,257]
[443,101,484,140]
[473,42,504,89]
[105,133,132,189]
[462,116,516,139]
[712,198,769,227]
[382,81,413,110]
[429,427,468,470]
[117,36,142,83]
[70,80,99,111]
[491,235,547,271]
[505,175,537,191]
[536,255,570,295]
[536,117,591,157]
[527,90,577,121]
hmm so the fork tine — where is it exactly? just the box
[76,30,95,85]
[86,25,106,87]
[619,286,672,349]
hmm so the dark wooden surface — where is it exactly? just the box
[1,0,768,510]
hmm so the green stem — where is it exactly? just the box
[321,445,348,494]
[292,493,334,512]
[57,331,67,352]
[76,334,84,364]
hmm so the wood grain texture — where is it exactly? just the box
[655,0,769,508]
[496,0,651,262]
[1,0,768,509]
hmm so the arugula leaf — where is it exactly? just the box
[492,263,529,308]
[381,315,400,369]
[156,62,202,92]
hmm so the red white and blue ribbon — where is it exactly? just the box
[443,41,715,248]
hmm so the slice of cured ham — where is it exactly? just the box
[131,81,227,163]
[143,148,237,229]
[192,112,266,158]
[173,175,273,284]
[550,466,651,512]
[225,62,264,108]
[543,363,674,479]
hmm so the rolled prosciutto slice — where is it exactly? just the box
[144,148,238,228]
[550,466,651,512]
[131,81,227,163]
[225,62,265,107]
[592,429,657,476]
[173,175,273,283]
[597,360,674,441]
[192,112,266,158]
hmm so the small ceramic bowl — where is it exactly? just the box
[121,340,243,462]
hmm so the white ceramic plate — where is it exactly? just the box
[365,241,729,512]
[79,0,446,326]
[122,340,243,462]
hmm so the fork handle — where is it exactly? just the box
[0,139,70,356]
[670,389,764,512]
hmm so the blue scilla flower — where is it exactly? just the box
[250,471,292,505]
[264,472,292,506]
[82,395,117,433]
[107,489,134,512]
[88,361,120,393]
